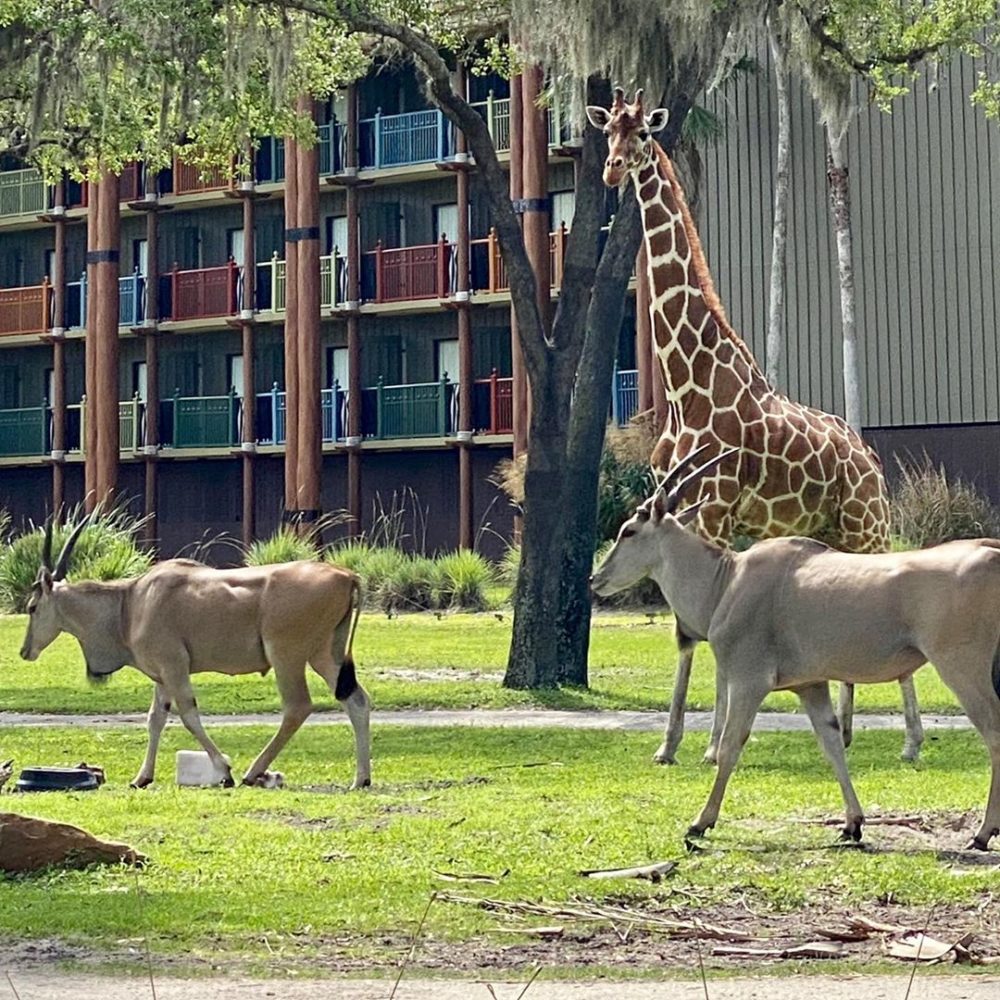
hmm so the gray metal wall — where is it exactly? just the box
[699,50,1000,429]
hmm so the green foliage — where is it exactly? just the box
[432,549,495,611]
[243,527,320,566]
[890,454,1000,548]
[0,505,152,613]
[596,444,655,544]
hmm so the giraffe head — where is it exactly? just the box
[586,88,669,188]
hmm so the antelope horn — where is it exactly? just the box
[633,88,645,110]
[41,517,54,572]
[53,517,88,581]
[666,447,741,514]
[612,87,626,111]
[655,443,716,499]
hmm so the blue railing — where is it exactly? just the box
[67,271,146,328]
[359,109,450,169]
[612,366,639,426]
[255,384,347,445]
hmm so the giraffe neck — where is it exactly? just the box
[634,143,769,407]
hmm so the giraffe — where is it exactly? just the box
[587,89,924,765]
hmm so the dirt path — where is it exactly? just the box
[0,708,975,732]
[6,970,1000,999]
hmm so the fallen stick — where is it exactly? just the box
[578,860,677,882]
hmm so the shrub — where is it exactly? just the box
[0,505,152,613]
[326,539,374,576]
[891,454,1000,549]
[433,549,494,611]
[244,527,319,566]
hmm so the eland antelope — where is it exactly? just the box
[19,519,371,790]
[591,448,1000,850]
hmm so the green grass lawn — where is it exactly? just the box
[0,611,966,717]
[1,723,999,976]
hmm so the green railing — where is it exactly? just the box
[0,405,46,456]
[264,252,340,312]
[374,377,451,439]
[170,390,239,448]
[0,168,47,218]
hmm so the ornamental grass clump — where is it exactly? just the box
[244,527,320,566]
[0,504,152,613]
[432,549,494,611]
[891,454,1000,549]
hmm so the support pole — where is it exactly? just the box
[142,172,160,552]
[296,96,322,527]
[345,83,363,535]
[283,131,300,519]
[508,73,528,460]
[50,180,67,515]
[94,169,120,507]
[240,176,258,546]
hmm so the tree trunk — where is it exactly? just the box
[826,127,862,429]
[766,18,790,388]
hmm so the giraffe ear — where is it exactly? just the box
[586,106,611,130]
[646,108,669,134]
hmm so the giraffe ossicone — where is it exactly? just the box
[591,89,925,766]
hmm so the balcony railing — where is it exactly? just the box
[254,123,346,184]
[163,260,239,322]
[0,401,86,457]
[359,109,450,170]
[171,157,231,196]
[611,366,639,426]
[0,168,47,219]
[469,226,568,294]
[119,396,145,452]
[69,271,146,328]
[255,385,346,445]
[361,377,456,439]
[257,253,345,313]
[160,390,240,448]
[362,238,453,303]
[472,371,513,435]
[0,281,50,336]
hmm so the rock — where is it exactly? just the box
[0,813,146,873]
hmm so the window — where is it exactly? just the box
[227,354,245,397]
[326,216,349,255]
[326,347,349,390]
[227,229,245,265]
[44,249,57,281]
[133,239,148,276]
[132,361,148,402]
[551,190,576,229]
[435,339,460,382]
[44,368,54,405]
[433,203,459,243]
[0,366,19,409]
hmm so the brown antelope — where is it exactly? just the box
[592,448,1000,850]
[20,519,371,790]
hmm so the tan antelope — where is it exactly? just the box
[592,449,1000,850]
[19,520,371,790]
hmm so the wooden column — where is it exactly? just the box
[296,96,322,525]
[454,70,474,550]
[93,169,120,507]
[283,134,300,518]
[508,74,528,459]
[345,83,363,535]
[50,180,67,514]
[635,243,654,414]
[84,179,97,506]
[142,173,160,551]
[239,180,258,546]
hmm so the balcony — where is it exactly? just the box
[254,123,347,184]
[472,371,513,435]
[362,239,454,304]
[67,271,146,328]
[0,168,47,219]
[255,253,345,313]
[255,385,346,445]
[0,281,50,336]
[469,226,569,294]
[359,109,451,170]
[0,400,83,457]
[171,157,231,196]
[161,261,239,322]
[159,390,240,448]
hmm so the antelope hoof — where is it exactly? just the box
[839,821,864,843]
[220,771,235,788]
[840,729,853,750]
[130,775,154,789]
[652,744,678,765]
[243,770,285,789]
[967,828,997,852]
[900,743,922,763]
[349,777,372,791]
[702,746,719,765]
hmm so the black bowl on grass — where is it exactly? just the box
[15,766,101,793]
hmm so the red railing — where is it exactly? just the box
[470,226,567,294]
[168,260,239,321]
[369,236,452,303]
[0,280,50,336]
[474,371,513,435]
[172,157,231,196]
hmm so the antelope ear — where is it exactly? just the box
[676,498,708,528]
[38,567,54,593]
[646,108,669,134]
[586,106,611,130]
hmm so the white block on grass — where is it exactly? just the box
[175,750,232,787]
